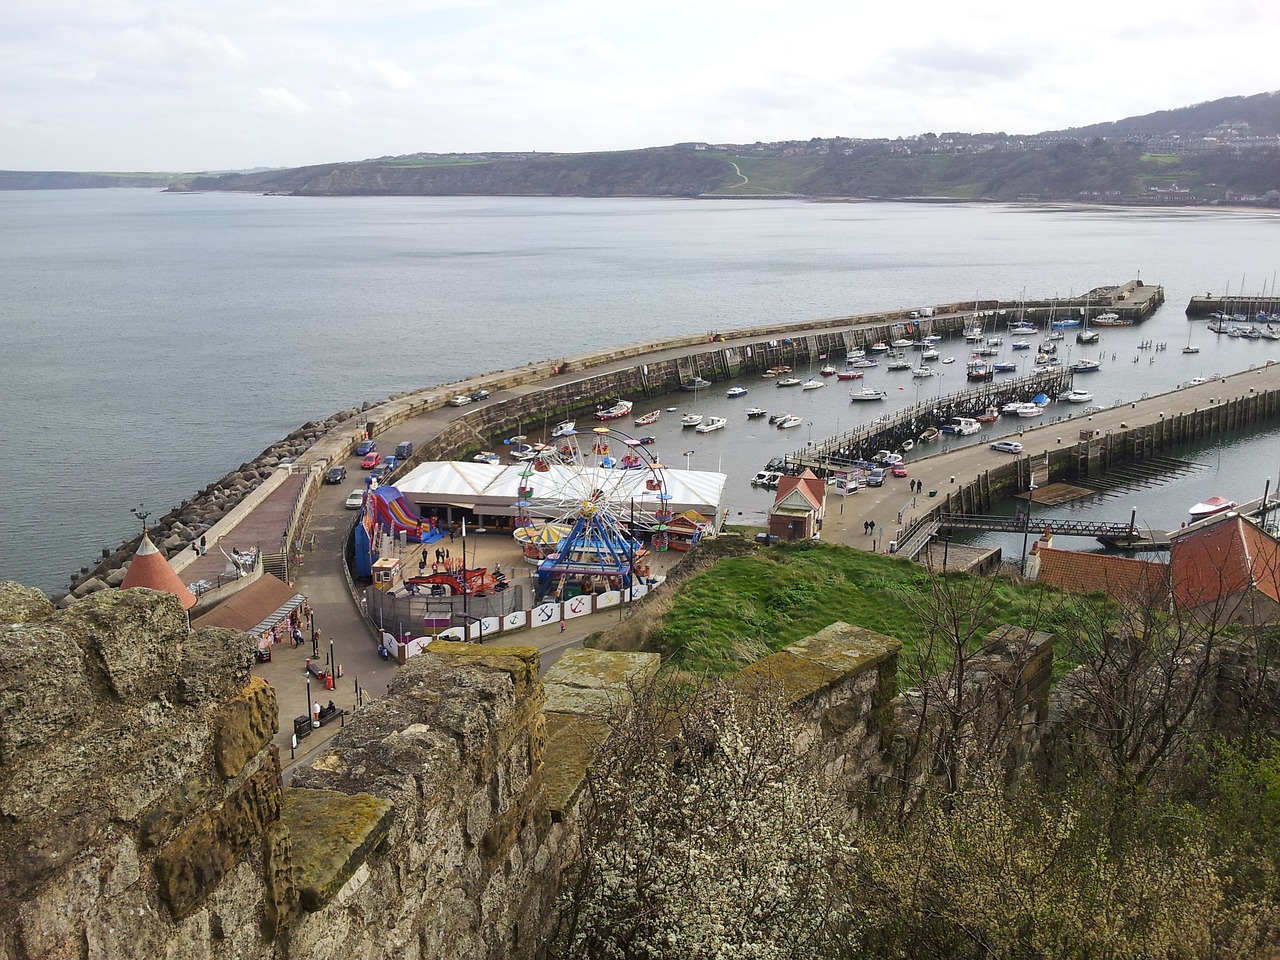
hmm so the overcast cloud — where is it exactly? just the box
[1,0,1276,171]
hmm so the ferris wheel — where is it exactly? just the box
[512,426,677,598]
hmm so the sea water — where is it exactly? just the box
[3,190,1279,591]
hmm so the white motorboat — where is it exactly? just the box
[887,356,913,371]
[680,412,703,427]
[912,366,936,378]
[1063,389,1094,403]
[1014,403,1044,418]
[726,385,749,398]
[891,337,914,348]
[1189,496,1237,520]
[1068,358,1102,373]
[745,407,768,419]
[1011,340,1032,350]
[550,420,576,438]
[695,415,727,433]
[921,348,940,360]
[802,378,825,390]
[850,388,888,402]
[776,377,803,387]
[941,356,955,364]
[776,414,804,428]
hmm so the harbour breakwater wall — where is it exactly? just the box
[4,567,1267,960]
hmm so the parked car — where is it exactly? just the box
[382,454,399,471]
[394,441,414,459]
[447,395,472,407]
[867,467,886,487]
[344,489,366,510]
[324,465,347,484]
[891,463,908,478]
[470,389,491,402]
[361,451,381,469]
[356,439,377,456]
[371,463,392,479]
[990,440,1024,454]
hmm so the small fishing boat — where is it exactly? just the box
[595,399,633,420]
[901,438,915,452]
[726,385,749,398]
[1068,358,1102,373]
[921,347,940,360]
[634,410,661,426]
[1076,329,1100,344]
[1011,340,1032,351]
[550,420,576,438]
[695,416,727,433]
[912,366,936,378]
[869,341,890,353]
[1091,312,1131,326]
[819,364,837,376]
[993,361,1018,372]
[776,414,804,428]
[746,407,768,419]
[941,356,956,364]
[849,388,888,402]
[976,406,999,423]
[1189,496,1237,521]
[1063,388,1094,403]
[1046,330,1065,341]
[918,426,941,443]
[849,358,880,368]
[887,356,913,371]
[986,335,1004,346]
[1001,401,1025,415]
[680,412,703,427]
[680,377,712,391]
[776,377,803,387]
[1014,403,1044,418]
[802,377,825,390]
[835,369,861,380]
[891,337,914,348]
[845,348,865,360]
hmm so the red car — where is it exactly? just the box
[361,451,381,469]
[891,463,908,478]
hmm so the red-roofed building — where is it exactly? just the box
[1026,530,1169,606]
[769,470,826,541]
[120,533,197,611]
[1170,514,1280,627]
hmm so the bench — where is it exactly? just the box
[317,707,347,727]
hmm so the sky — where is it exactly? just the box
[2,0,1277,172]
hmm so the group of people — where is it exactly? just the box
[861,519,878,536]
[908,478,925,495]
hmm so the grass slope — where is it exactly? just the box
[648,541,1073,677]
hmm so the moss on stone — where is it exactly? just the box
[282,787,394,913]
[427,641,541,694]
[543,713,612,820]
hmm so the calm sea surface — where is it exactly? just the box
[3,191,1280,591]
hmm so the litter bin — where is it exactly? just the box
[293,715,313,741]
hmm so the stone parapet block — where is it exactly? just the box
[214,676,279,779]
[282,787,394,913]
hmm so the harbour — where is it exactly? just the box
[6,192,1280,593]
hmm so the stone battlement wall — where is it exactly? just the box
[2,578,1266,960]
